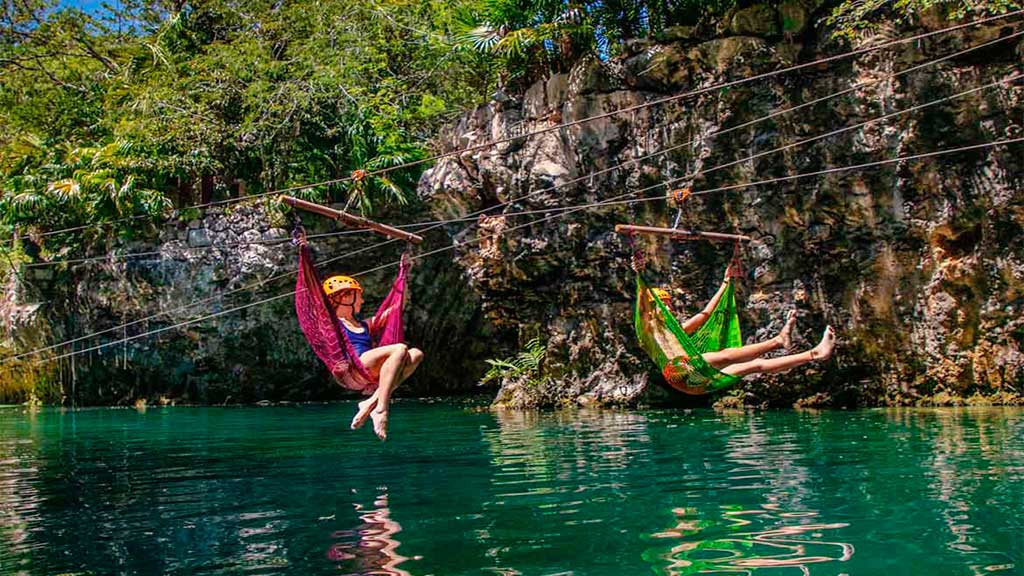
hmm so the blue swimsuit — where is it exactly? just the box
[340,319,373,357]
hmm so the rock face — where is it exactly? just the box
[8,201,491,405]
[418,15,1024,408]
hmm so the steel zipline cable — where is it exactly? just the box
[36,136,1024,365]
[23,25,1024,270]
[6,41,1022,363]
[21,228,376,268]
[317,67,1022,267]
[9,9,1022,242]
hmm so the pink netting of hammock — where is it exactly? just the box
[295,244,408,394]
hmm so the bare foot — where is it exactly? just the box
[809,326,836,361]
[370,409,388,441]
[777,310,797,350]
[351,397,376,430]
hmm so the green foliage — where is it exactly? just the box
[482,337,547,386]
[1,0,491,245]
[826,0,1022,40]
[456,0,741,86]
[0,138,171,236]
[5,0,1015,247]
[457,1,594,83]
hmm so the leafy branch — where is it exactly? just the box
[481,337,547,386]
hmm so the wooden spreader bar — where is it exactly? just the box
[615,224,751,243]
[281,195,423,244]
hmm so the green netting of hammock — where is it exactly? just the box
[634,274,743,395]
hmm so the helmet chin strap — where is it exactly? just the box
[331,292,359,318]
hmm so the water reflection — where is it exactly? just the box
[479,409,654,572]
[644,505,852,575]
[486,408,653,499]
[328,489,415,576]
[885,408,1021,574]
[1,405,1023,575]
[644,412,853,575]
[0,410,42,573]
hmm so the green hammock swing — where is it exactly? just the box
[633,273,744,395]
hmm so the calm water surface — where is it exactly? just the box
[0,402,1021,575]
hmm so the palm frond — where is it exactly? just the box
[9,192,48,214]
[494,27,538,56]
[373,175,410,206]
[47,179,82,202]
[459,23,503,52]
[366,153,411,170]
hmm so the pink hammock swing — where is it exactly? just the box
[294,242,410,394]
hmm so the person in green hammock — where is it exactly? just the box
[648,264,835,379]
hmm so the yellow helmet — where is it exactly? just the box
[323,275,362,296]
[649,287,673,309]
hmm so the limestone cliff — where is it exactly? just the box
[418,9,1024,408]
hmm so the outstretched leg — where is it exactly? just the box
[721,326,835,378]
[704,311,797,369]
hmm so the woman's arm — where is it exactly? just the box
[680,265,734,334]
[367,307,391,337]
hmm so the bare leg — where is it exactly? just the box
[399,348,424,382]
[722,326,835,378]
[369,349,422,440]
[368,345,408,441]
[351,347,424,430]
[704,311,798,369]
[350,344,409,433]
[352,392,380,430]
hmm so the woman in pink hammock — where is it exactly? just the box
[322,273,424,441]
[294,228,422,441]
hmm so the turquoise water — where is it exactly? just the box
[0,402,1021,575]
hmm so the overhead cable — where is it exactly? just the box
[9,39,1020,362]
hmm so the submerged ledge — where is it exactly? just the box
[714,391,1024,410]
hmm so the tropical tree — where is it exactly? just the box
[0,139,170,239]
[1,0,494,244]
[458,0,593,86]
[456,0,754,87]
